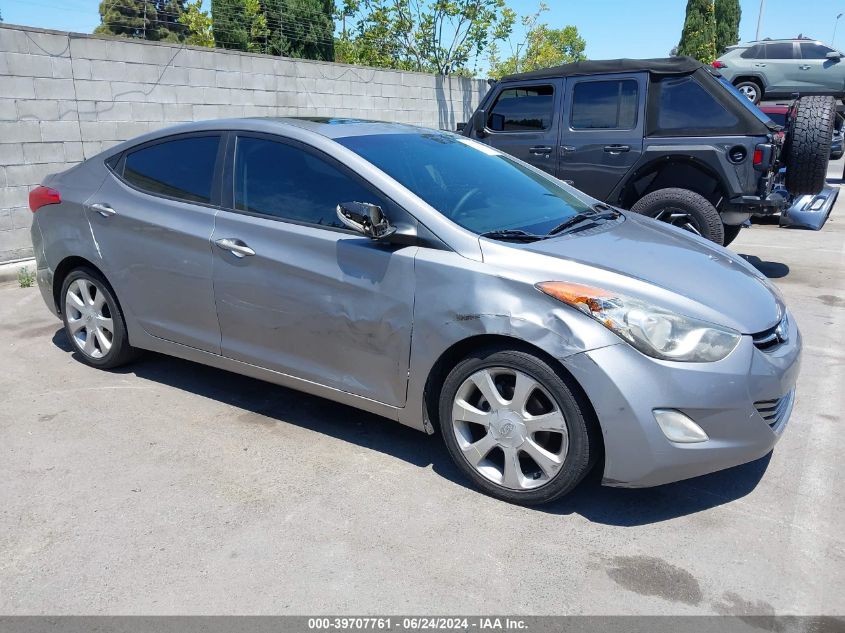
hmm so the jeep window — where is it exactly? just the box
[653,75,739,132]
[571,80,638,130]
[800,42,836,59]
[740,44,764,59]
[487,85,554,132]
[765,42,795,59]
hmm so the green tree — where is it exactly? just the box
[335,0,515,75]
[211,0,249,49]
[488,3,585,78]
[95,0,186,41]
[677,0,717,63]
[179,0,214,46]
[714,0,741,54]
[264,0,334,60]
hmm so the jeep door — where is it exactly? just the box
[797,42,845,95]
[474,80,563,176]
[558,73,645,201]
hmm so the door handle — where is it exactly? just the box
[561,145,576,153]
[754,63,767,67]
[799,65,812,70]
[214,238,255,258]
[529,145,554,156]
[604,144,631,153]
[88,202,116,217]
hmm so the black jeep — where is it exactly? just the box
[461,57,835,246]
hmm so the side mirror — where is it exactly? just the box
[827,51,842,60]
[336,201,396,240]
[472,109,488,137]
[456,122,466,132]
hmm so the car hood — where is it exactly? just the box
[489,213,784,334]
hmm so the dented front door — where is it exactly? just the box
[211,212,417,407]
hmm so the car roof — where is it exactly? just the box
[499,56,703,82]
[748,37,824,44]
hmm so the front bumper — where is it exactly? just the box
[562,314,802,488]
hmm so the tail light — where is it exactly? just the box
[712,60,727,69]
[29,186,61,212]
[753,143,774,169]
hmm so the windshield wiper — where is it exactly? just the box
[480,229,545,242]
[546,205,620,236]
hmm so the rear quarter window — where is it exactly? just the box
[652,75,738,133]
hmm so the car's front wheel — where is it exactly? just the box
[439,346,598,505]
[630,188,725,245]
[60,268,137,369]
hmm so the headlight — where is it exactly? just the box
[536,281,741,362]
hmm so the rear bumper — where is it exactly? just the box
[30,218,58,317]
[779,186,838,230]
[562,314,801,488]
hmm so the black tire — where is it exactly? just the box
[438,345,599,505]
[60,267,138,369]
[734,79,762,105]
[784,95,836,196]
[630,188,725,245]
[722,224,743,247]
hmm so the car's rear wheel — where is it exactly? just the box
[60,268,137,369]
[734,80,762,104]
[439,346,597,505]
[630,188,725,245]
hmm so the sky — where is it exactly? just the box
[2,0,845,61]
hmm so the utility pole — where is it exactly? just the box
[755,0,766,40]
[834,13,843,46]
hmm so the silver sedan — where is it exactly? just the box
[29,118,801,505]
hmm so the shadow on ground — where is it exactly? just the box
[52,328,772,527]
[739,254,790,279]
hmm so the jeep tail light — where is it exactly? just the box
[753,148,764,165]
[29,186,61,212]
[711,60,727,69]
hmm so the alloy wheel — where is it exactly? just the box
[738,84,758,102]
[653,207,703,236]
[450,367,569,490]
[65,278,114,359]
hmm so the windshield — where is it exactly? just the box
[716,76,779,128]
[336,132,593,235]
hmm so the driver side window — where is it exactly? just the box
[234,136,384,229]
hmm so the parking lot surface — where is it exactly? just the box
[1,170,844,616]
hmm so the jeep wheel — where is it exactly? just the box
[784,95,836,196]
[734,80,762,105]
[630,188,724,245]
[722,224,743,247]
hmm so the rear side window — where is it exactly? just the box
[487,85,554,132]
[653,75,739,132]
[740,45,764,59]
[800,42,835,59]
[123,136,220,204]
[765,42,795,59]
[570,79,638,129]
[234,136,379,228]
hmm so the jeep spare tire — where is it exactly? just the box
[630,188,725,245]
[784,95,835,196]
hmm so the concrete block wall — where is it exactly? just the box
[0,24,489,263]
